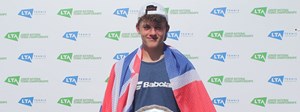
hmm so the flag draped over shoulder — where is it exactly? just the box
[101,45,216,112]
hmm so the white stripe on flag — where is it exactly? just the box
[170,69,200,90]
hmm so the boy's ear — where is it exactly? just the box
[136,24,140,33]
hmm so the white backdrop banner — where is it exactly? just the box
[0,0,299,112]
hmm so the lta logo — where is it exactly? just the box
[5,32,20,41]
[114,8,129,18]
[5,76,20,86]
[18,9,33,18]
[251,97,267,107]
[268,30,284,40]
[251,52,267,62]
[211,7,227,17]
[57,53,73,63]
[113,52,129,60]
[63,31,78,41]
[167,31,180,40]
[268,75,284,85]
[212,97,226,107]
[105,31,121,41]
[58,97,73,107]
[19,97,34,107]
[208,76,224,85]
[57,8,73,18]
[211,52,226,62]
[208,30,224,40]
[251,7,267,17]
[63,76,78,86]
[18,53,33,63]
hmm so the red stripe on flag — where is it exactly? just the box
[117,85,130,112]
[173,81,216,112]
[102,64,116,112]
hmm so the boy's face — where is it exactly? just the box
[136,20,168,49]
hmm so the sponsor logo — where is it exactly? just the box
[114,8,129,17]
[18,53,46,63]
[5,75,48,86]
[251,52,297,62]
[63,31,92,41]
[251,97,296,107]
[18,8,46,18]
[4,32,48,41]
[19,97,34,106]
[105,31,140,41]
[268,30,298,40]
[251,7,297,17]
[113,52,129,60]
[63,76,92,86]
[208,75,253,85]
[268,75,297,85]
[57,8,101,18]
[136,81,171,90]
[211,7,240,17]
[58,97,101,107]
[211,52,239,62]
[18,97,46,107]
[208,30,253,40]
[57,53,101,63]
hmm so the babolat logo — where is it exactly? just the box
[208,30,224,40]
[208,76,224,85]
[105,31,121,41]
[268,75,284,85]
[57,8,73,18]
[268,30,284,40]
[113,52,129,60]
[251,97,267,107]
[211,7,226,17]
[63,31,78,41]
[58,97,73,107]
[57,53,73,62]
[18,9,33,18]
[211,52,226,62]
[63,76,78,86]
[19,97,34,107]
[167,31,180,40]
[5,76,20,86]
[251,52,267,62]
[251,7,267,17]
[114,8,129,17]
[18,53,33,63]
[5,32,20,41]
[212,97,226,107]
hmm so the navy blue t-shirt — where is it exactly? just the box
[133,58,180,112]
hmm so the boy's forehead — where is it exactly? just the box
[140,20,165,26]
